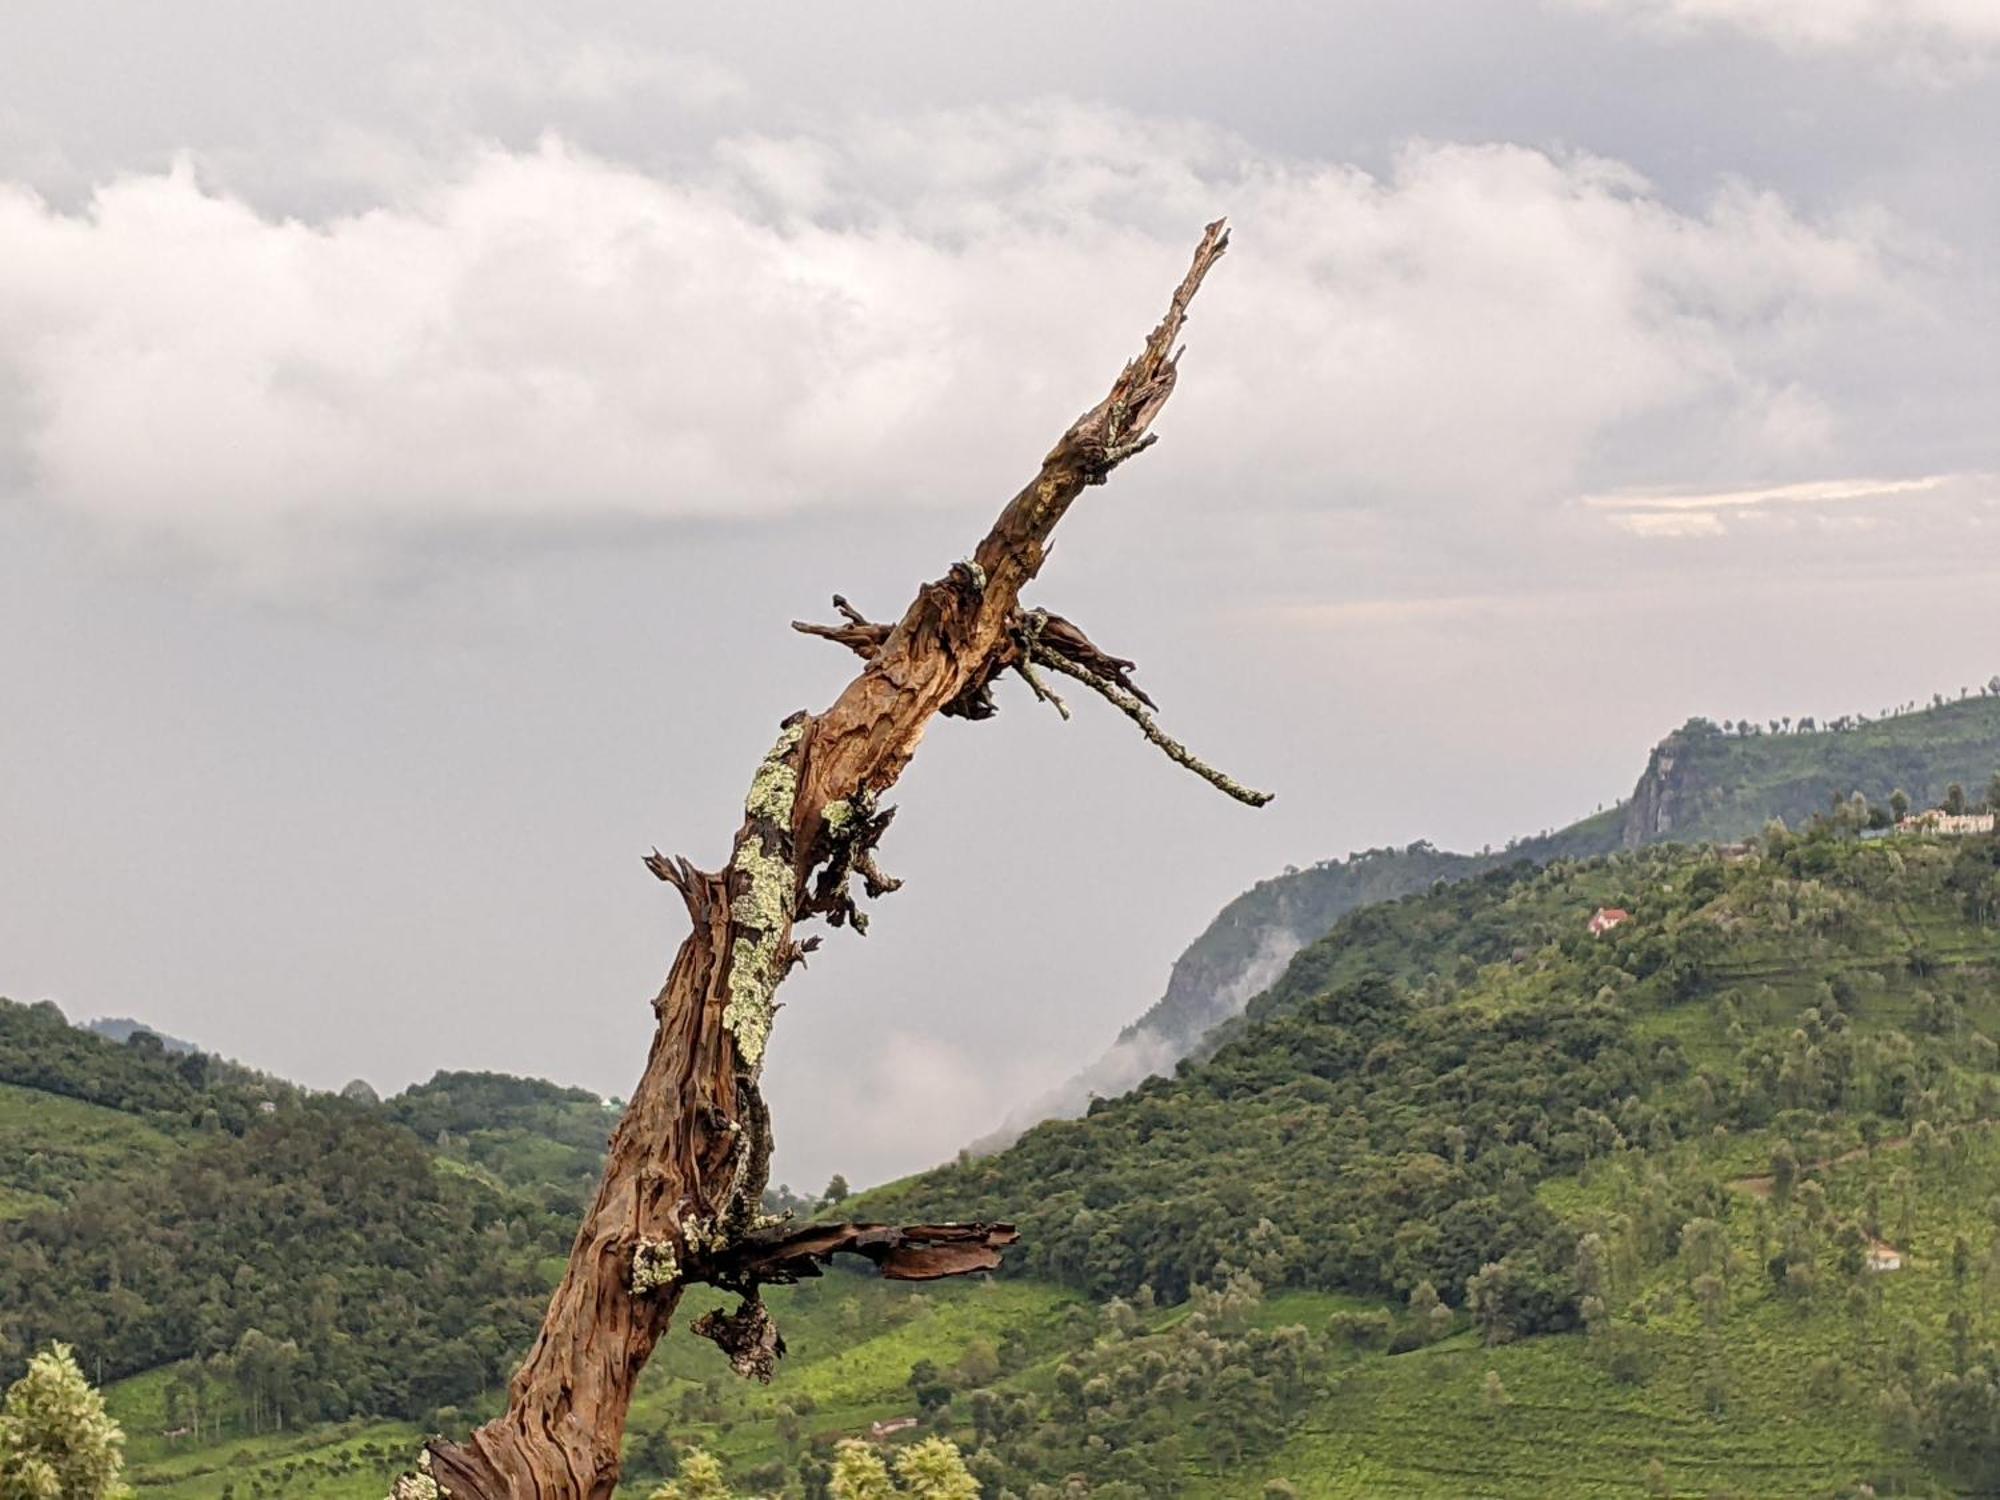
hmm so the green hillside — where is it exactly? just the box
[842,811,2000,1496]
[0,999,588,1495]
[0,1082,178,1220]
[382,1069,618,1215]
[1622,700,2000,847]
[11,702,2000,1498]
[1028,695,2000,1153]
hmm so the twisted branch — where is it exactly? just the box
[402,218,1256,1500]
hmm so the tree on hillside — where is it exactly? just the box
[888,1438,980,1499]
[0,1342,131,1500]
[1946,783,1969,816]
[826,1438,980,1500]
[649,1448,731,1500]
[397,222,1265,1500]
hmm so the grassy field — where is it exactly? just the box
[0,1080,180,1218]
[107,1365,420,1499]
[619,1273,1084,1487]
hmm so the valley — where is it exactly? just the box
[8,697,2000,1495]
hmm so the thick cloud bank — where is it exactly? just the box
[0,108,1907,589]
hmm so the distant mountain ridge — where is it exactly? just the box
[83,1016,201,1055]
[972,690,2000,1151]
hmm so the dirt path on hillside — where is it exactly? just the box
[1726,1135,1910,1199]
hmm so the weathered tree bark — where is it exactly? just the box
[397,220,1258,1500]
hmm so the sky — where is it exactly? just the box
[1,0,1996,1192]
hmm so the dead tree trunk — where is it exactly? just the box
[397,220,1262,1500]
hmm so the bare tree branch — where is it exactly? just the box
[1027,629,1274,807]
[401,218,1254,1500]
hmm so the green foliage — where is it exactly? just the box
[0,999,274,1130]
[826,1436,977,1499]
[890,1437,979,1499]
[0,1085,178,1220]
[0,1007,580,1435]
[651,1446,731,1499]
[0,1343,131,1500]
[829,1440,894,1499]
[383,1070,614,1215]
[0,1102,558,1420]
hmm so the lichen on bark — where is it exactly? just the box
[389,1449,447,1500]
[630,1238,680,1296]
[723,720,807,1066]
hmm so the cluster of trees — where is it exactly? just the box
[870,932,1671,1315]
[0,998,281,1131]
[1698,674,2000,738]
[646,1436,981,1499]
[383,1069,619,1217]
[650,1269,1353,1498]
[955,1270,1327,1496]
[0,1006,584,1434]
[0,1101,562,1424]
[0,995,889,1460]
[1818,777,2000,833]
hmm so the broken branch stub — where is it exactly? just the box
[403,218,1260,1500]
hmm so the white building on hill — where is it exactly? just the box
[1897,811,1997,836]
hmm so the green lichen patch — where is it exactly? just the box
[744,720,805,823]
[683,1214,728,1256]
[723,722,808,1068]
[631,1237,681,1295]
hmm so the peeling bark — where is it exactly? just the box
[404,219,1252,1499]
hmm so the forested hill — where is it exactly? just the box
[829,811,2000,1496]
[873,809,2000,1305]
[0,999,607,1430]
[979,690,2000,1151]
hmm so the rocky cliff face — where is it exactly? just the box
[1620,730,1690,848]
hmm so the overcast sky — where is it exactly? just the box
[2,0,1996,1192]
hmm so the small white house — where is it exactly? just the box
[1865,1245,1903,1274]
[1588,907,1631,938]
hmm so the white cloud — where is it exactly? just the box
[1585,471,1986,536]
[1570,0,2000,72]
[0,108,1912,589]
